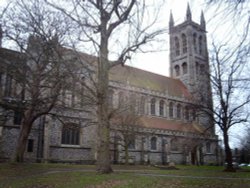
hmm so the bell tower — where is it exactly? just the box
[169,4,209,94]
[169,4,213,131]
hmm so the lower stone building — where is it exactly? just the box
[0,64,219,165]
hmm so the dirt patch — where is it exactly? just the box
[85,180,127,188]
[26,185,55,188]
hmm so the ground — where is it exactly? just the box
[0,163,250,188]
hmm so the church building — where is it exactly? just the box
[0,6,219,165]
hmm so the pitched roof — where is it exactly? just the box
[0,48,24,62]
[140,116,204,134]
[109,65,192,100]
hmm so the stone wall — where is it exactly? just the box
[49,146,94,163]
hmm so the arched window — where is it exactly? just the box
[193,33,197,53]
[206,142,211,153]
[176,104,182,119]
[159,100,164,116]
[169,102,174,118]
[195,62,199,76]
[192,109,196,121]
[4,74,13,97]
[199,36,203,55]
[130,93,137,112]
[80,76,85,107]
[200,64,205,74]
[71,80,76,107]
[151,137,157,150]
[139,96,145,114]
[174,65,180,76]
[151,98,156,115]
[61,123,80,145]
[108,89,114,107]
[182,33,187,53]
[175,37,180,56]
[182,62,187,74]
[118,91,124,107]
[170,138,179,151]
[127,135,135,149]
[184,106,189,120]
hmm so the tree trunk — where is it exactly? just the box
[96,73,112,173]
[223,131,235,172]
[13,118,33,162]
[96,118,112,173]
[95,26,113,173]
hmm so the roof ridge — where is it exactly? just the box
[120,64,180,82]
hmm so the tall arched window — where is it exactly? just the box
[206,142,211,153]
[192,109,196,121]
[175,37,180,56]
[150,98,156,115]
[169,102,174,118]
[127,135,135,149]
[108,89,114,107]
[61,123,80,145]
[200,64,205,74]
[195,62,199,76]
[71,80,76,107]
[174,65,180,76]
[176,104,182,119]
[182,33,187,53]
[170,138,179,151]
[4,74,13,97]
[199,36,203,55]
[159,100,164,116]
[139,96,145,114]
[193,33,197,53]
[118,91,124,107]
[151,137,157,150]
[182,62,187,74]
[130,93,137,112]
[80,76,85,108]
[184,106,189,120]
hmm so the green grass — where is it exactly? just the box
[0,163,250,188]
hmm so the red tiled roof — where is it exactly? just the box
[109,65,192,100]
[140,116,204,134]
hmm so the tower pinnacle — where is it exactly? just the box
[169,10,174,29]
[0,25,2,47]
[186,3,192,21]
[200,10,206,30]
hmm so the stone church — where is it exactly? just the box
[0,6,219,165]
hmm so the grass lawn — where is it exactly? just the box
[0,163,250,188]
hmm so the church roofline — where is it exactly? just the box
[169,20,207,34]
[109,64,193,100]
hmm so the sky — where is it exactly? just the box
[0,0,249,148]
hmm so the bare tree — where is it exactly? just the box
[110,93,142,165]
[201,0,250,172]
[46,0,165,173]
[195,38,250,171]
[1,0,73,162]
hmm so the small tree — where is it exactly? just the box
[111,94,142,165]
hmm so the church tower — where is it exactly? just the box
[169,4,209,92]
[169,4,213,132]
